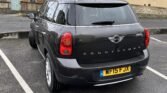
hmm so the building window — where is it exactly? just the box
[30,0,35,3]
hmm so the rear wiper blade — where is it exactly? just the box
[92,21,115,25]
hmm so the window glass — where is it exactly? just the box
[54,4,69,25]
[67,4,76,25]
[43,1,58,21]
[38,1,48,17]
[75,4,137,26]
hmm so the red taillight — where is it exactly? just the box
[60,32,72,56]
[144,28,150,48]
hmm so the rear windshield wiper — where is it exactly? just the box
[92,21,115,25]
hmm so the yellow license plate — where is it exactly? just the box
[100,66,131,77]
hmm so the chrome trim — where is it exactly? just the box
[41,32,46,35]
[81,47,147,57]
[94,78,133,87]
[83,52,87,56]
[108,35,125,44]
[105,51,109,54]
[57,49,148,69]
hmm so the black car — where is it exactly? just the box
[28,0,150,92]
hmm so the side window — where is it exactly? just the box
[54,4,69,25]
[38,1,48,17]
[43,1,58,21]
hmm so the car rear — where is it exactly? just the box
[55,2,150,86]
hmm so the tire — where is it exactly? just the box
[45,54,62,92]
[29,31,37,49]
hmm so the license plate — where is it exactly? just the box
[100,66,131,77]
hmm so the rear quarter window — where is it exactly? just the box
[43,1,58,21]
[54,4,70,25]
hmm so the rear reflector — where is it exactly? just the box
[60,32,73,56]
[144,28,150,48]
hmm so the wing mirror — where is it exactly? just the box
[27,13,40,21]
[27,13,35,19]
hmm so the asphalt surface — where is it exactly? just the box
[0,34,167,93]
[0,14,30,33]
[0,14,167,33]
[0,13,167,93]
[140,19,167,29]
[0,57,24,93]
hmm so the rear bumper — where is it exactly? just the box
[54,49,149,86]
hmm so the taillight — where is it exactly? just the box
[144,28,150,48]
[60,32,73,56]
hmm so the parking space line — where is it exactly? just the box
[151,37,167,44]
[149,37,167,80]
[147,66,167,80]
[0,49,33,93]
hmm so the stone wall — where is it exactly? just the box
[20,0,44,12]
[0,0,10,13]
[0,0,44,13]
[21,0,44,3]
[20,1,42,12]
[131,5,167,18]
[127,0,167,8]
[0,1,10,9]
[0,0,167,19]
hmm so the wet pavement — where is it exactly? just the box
[0,34,167,93]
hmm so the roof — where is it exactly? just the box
[57,0,128,4]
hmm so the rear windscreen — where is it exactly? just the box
[71,4,137,26]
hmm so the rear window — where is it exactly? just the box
[72,4,137,26]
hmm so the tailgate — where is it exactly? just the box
[74,24,145,65]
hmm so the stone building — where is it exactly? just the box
[0,0,44,12]
[1,0,167,18]
[127,0,167,8]
[127,0,167,18]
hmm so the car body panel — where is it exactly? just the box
[29,0,149,86]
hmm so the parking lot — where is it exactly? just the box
[0,34,166,93]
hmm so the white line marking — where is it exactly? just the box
[0,49,33,93]
[148,27,167,30]
[149,37,167,79]
[151,37,167,44]
[147,66,167,80]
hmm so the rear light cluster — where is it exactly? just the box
[60,32,73,56]
[144,28,150,48]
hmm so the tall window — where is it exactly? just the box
[43,1,58,21]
